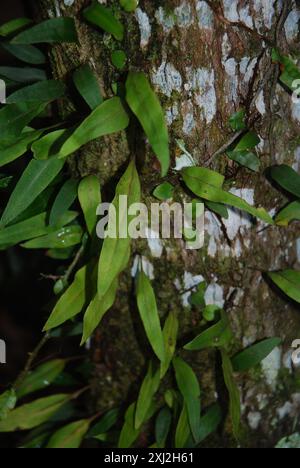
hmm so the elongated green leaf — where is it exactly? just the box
[0,390,17,421]
[175,404,192,449]
[88,408,120,438]
[198,403,222,443]
[0,175,12,189]
[182,167,273,224]
[73,64,102,110]
[16,360,66,399]
[111,50,127,70]
[0,66,46,83]
[1,43,45,65]
[7,80,65,104]
[155,407,172,448]
[0,128,45,167]
[184,315,232,351]
[81,278,118,345]
[0,394,71,432]
[270,165,300,198]
[44,265,89,330]
[22,225,83,249]
[272,50,300,90]
[120,0,139,13]
[135,362,160,430]
[234,131,260,151]
[268,270,300,303]
[98,160,140,298]
[0,156,65,227]
[49,179,78,226]
[275,201,300,226]
[83,4,124,41]
[0,18,32,37]
[153,182,174,201]
[232,338,281,373]
[59,97,129,158]
[173,357,201,442]
[161,311,178,378]
[32,128,73,160]
[78,175,101,236]
[12,18,78,44]
[221,349,241,441]
[136,271,165,362]
[205,200,229,219]
[118,402,156,448]
[229,110,246,131]
[0,102,46,141]
[126,72,170,176]
[47,419,90,449]
[227,150,260,172]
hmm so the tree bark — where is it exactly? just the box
[38,0,300,447]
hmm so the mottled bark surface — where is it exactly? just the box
[39,0,300,447]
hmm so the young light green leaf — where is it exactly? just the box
[0,156,65,227]
[135,362,160,430]
[12,18,78,44]
[229,110,246,131]
[269,165,300,198]
[0,102,47,141]
[0,18,32,37]
[0,128,45,167]
[175,404,192,449]
[275,201,300,226]
[16,360,66,399]
[1,43,45,65]
[118,402,156,448]
[98,160,140,298]
[161,310,178,378]
[221,349,241,441]
[0,390,17,421]
[47,419,90,449]
[184,315,232,351]
[32,128,73,160]
[120,0,139,12]
[83,3,124,41]
[153,182,174,201]
[173,357,201,442]
[73,64,103,110]
[88,408,120,438]
[226,150,260,172]
[78,175,101,236]
[182,167,273,224]
[268,270,300,303]
[0,394,71,432]
[198,403,222,443]
[7,80,65,103]
[0,66,46,83]
[81,278,118,345]
[49,179,78,226]
[44,265,89,331]
[232,338,282,373]
[136,271,165,363]
[58,97,129,158]
[126,72,170,177]
[155,407,172,448]
[21,225,83,249]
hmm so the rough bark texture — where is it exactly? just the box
[39,0,300,447]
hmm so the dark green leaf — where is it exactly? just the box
[88,408,120,438]
[47,419,90,448]
[205,200,229,219]
[175,404,193,449]
[161,310,178,378]
[0,175,13,189]
[234,131,260,151]
[7,80,65,103]
[182,167,273,224]
[49,179,78,226]
[0,18,32,37]
[0,390,17,421]
[21,225,83,249]
[0,156,65,227]
[184,314,232,351]
[136,271,165,363]
[118,402,156,448]
[111,50,127,70]
[275,201,300,226]
[198,403,222,443]
[0,128,45,167]
[73,64,103,110]
[268,270,300,303]
[270,165,300,198]
[221,349,241,441]
[16,360,66,399]
[232,338,282,373]
[155,407,172,447]
[0,102,47,141]
[0,66,46,83]
[83,3,124,41]
[272,50,300,90]
[32,128,74,160]
[229,110,246,131]
[1,43,45,65]
[227,150,260,172]
[153,182,174,200]
[0,394,71,432]
[135,362,160,430]
[12,18,78,44]
[78,175,101,236]
[173,357,201,442]
[126,72,170,177]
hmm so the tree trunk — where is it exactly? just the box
[38,0,300,447]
